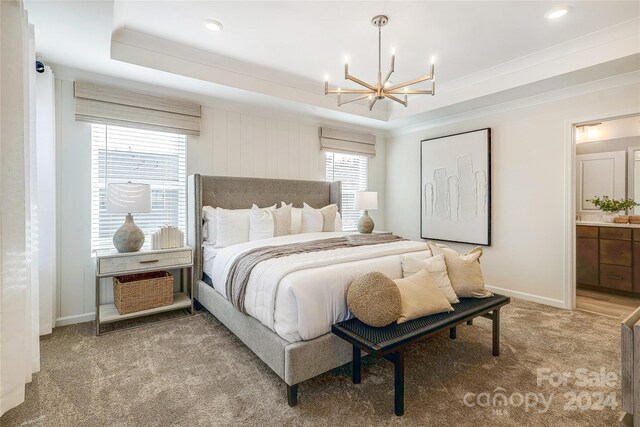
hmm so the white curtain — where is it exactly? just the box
[0,1,41,416]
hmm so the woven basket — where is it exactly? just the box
[614,216,630,224]
[630,216,640,224]
[113,271,173,315]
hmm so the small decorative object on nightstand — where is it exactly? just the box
[355,191,378,234]
[106,182,151,253]
[94,246,193,335]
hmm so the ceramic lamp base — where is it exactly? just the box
[113,213,145,253]
[358,210,375,234]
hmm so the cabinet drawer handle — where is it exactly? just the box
[607,275,623,280]
[140,259,159,264]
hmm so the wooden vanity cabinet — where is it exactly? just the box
[576,225,640,295]
[576,233,598,286]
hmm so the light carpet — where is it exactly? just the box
[1,298,622,426]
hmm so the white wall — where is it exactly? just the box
[385,82,640,307]
[54,76,386,325]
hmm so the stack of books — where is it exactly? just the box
[151,226,184,250]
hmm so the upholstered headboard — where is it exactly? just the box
[187,174,342,296]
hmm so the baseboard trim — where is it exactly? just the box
[485,285,566,309]
[56,312,94,327]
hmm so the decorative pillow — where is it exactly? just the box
[347,272,402,327]
[274,203,292,237]
[216,207,252,247]
[202,206,217,244]
[291,207,303,234]
[394,269,454,323]
[400,253,459,304]
[249,204,275,241]
[216,205,275,247]
[335,212,343,232]
[301,203,338,233]
[290,206,342,234]
[427,243,492,298]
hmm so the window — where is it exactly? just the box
[91,124,187,251]
[325,152,368,231]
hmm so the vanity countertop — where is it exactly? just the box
[577,221,640,229]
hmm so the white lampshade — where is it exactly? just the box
[355,191,378,210]
[106,183,151,214]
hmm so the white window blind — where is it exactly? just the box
[325,151,368,231]
[91,124,187,251]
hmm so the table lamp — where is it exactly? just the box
[106,182,151,252]
[355,191,378,234]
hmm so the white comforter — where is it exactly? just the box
[206,232,429,342]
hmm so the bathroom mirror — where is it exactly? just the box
[629,146,640,215]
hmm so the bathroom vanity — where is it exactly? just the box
[577,222,640,296]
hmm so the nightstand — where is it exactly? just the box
[94,247,194,335]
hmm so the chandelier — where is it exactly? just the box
[324,15,436,111]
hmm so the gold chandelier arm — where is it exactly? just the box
[327,89,376,94]
[385,72,433,92]
[386,89,433,95]
[338,94,373,106]
[384,93,407,107]
[346,74,377,91]
[382,55,395,87]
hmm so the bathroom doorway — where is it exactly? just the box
[575,114,640,318]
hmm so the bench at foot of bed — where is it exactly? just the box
[328,294,510,416]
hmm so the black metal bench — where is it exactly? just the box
[331,294,510,416]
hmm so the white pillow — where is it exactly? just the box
[291,207,303,234]
[288,205,341,234]
[249,205,275,241]
[301,203,338,233]
[216,207,251,248]
[400,253,459,304]
[202,206,217,244]
[216,205,275,247]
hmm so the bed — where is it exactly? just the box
[187,174,429,405]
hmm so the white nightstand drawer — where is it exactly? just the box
[98,249,192,276]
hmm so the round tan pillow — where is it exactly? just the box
[347,272,402,327]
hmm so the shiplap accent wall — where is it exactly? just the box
[190,108,326,180]
[55,78,386,325]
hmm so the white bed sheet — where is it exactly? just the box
[203,232,429,342]
[202,244,218,279]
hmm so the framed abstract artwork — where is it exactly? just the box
[420,128,491,245]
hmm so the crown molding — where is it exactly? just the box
[386,69,640,138]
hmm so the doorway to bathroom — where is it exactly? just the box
[575,114,640,319]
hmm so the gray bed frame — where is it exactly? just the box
[187,174,352,406]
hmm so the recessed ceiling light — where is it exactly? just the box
[204,20,223,32]
[545,7,569,20]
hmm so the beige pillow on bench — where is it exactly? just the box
[394,269,454,324]
[428,243,493,298]
[400,253,459,304]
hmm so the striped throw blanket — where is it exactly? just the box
[226,233,406,313]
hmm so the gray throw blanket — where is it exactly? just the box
[226,233,406,313]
